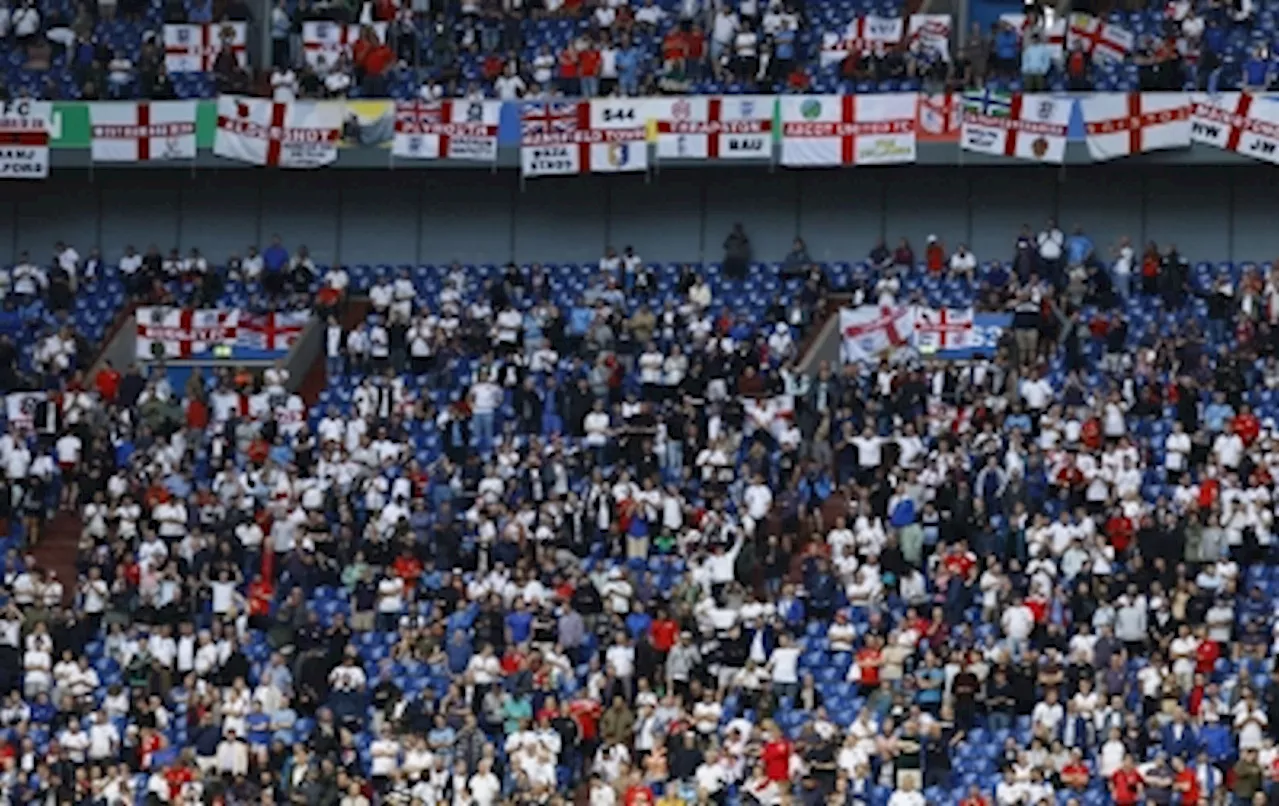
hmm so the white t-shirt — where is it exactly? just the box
[769,646,800,684]
[468,772,501,806]
[471,381,502,415]
[1114,245,1134,276]
[210,580,237,614]
[271,69,297,102]
[1021,378,1054,410]
[1001,605,1034,641]
[494,74,526,100]
[88,722,120,759]
[1037,228,1064,260]
[370,738,400,776]
[377,577,405,613]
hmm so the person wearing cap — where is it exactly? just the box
[925,235,945,275]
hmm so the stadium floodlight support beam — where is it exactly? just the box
[256,0,272,76]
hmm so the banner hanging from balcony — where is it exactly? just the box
[650,96,774,161]
[519,100,647,178]
[1190,92,1279,164]
[391,99,501,163]
[135,307,309,360]
[779,94,916,167]
[163,22,247,72]
[1079,93,1190,161]
[961,90,1072,163]
[214,96,342,168]
[89,101,198,162]
[0,99,50,179]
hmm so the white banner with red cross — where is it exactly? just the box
[391,99,501,162]
[840,305,916,363]
[89,101,198,162]
[1190,92,1280,164]
[1080,93,1191,161]
[301,21,388,70]
[1066,14,1133,64]
[780,94,916,166]
[136,307,310,359]
[214,96,342,168]
[651,96,774,161]
[163,23,247,72]
[137,307,242,359]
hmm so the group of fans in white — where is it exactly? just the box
[0,229,1273,806]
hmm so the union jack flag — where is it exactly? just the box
[522,101,581,137]
[396,100,444,134]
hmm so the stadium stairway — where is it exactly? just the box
[296,298,370,407]
[30,512,80,606]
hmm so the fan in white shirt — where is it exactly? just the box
[494,65,526,100]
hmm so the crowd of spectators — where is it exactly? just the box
[0,214,1274,806]
[0,0,1274,99]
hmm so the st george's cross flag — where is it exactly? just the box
[780,94,917,166]
[914,308,976,352]
[1066,14,1133,64]
[214,96,342,168]
[89,101,198,162]
[163,23,247,72]
[651,96,774,160]
[820,14,904,65]
[1080,93,1191,160]
[391,99,500,162]
[301,21,388,69]
[840,305,916,363]
[1190,92,1280,164]
[961,90,1072,163]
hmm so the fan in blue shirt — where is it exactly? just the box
[246,702,272,748]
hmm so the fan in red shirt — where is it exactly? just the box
[1232,406,1261,445]
[1172,757,1199,805]
[1024,591,1049,624]
[578,46,602,83]
[483,52,505,81]
[1111,757,1145,806]
[1060,751,1091,790]
[95,362,121,401]
[185,396,209,430]
[569,695,602,744]
[500,645,527,676]
[558,47,579,94]
[662,27,688,61]
[942,540,977,579]
[761,729,792,782]
[684,25,706,61]
[1080,415,1103,451]
[958,785,991,806]
[1105,510,1135,553]
[854,637,883,692]
[164,760,195,801]
[925,236,946,274]
[393,550,424,586]
[1194,632,1220,673]
[138,727,166,770]
[650,612,678,653]
[624,783,654,806]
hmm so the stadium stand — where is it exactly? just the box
[1,0,1276,100]
[0,217,1276,805]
